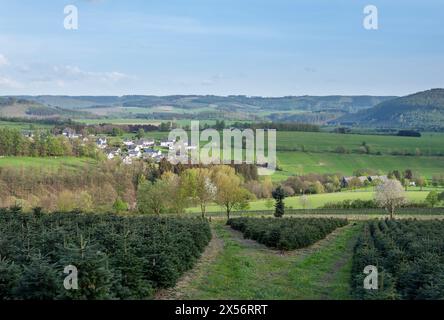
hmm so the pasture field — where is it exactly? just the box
[276,151,444,180]
[187,190,437,213]
[0,120,52,130]
[80,119,223,126]
[0,156,96,170]
[80,118,163,125]
[276,131,444,155]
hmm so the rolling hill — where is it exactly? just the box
[9,95,395,122]
[0,97,95,119]
[334,89,444,130]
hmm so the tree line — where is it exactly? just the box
[0,128,100,158]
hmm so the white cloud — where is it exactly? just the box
[52,65,129,82]
[0,61,133,94]
[0,76,22,89]
[0,54,9,67]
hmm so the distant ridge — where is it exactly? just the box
[0,97,94,119]
[333,89,444,130]
[9,95,395,112]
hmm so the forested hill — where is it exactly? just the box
[13,95,395,113]
[0,97,94,119]
[334,89,444,130]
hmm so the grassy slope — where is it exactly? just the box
[0,157,96,170]
[276,152,444,180]
[177,221,361,300]
[0,120,52,130]
[276,131,444,154]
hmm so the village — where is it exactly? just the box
[61,127,174,164]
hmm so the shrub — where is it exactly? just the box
[227,217,348,251]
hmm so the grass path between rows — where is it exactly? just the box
[157,220,362,300]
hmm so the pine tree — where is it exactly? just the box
[272,186,286,218]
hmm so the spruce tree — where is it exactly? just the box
[272,186,286,218]
[59,235,113,300]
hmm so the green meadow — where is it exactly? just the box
[187,189,437,213]
[276,131,444,155]
[0,120,52,131]
[275,152,444,180]
[0,157,96,170]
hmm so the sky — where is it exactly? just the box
[0,0,443,96]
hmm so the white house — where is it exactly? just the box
[128,150,142,158]
[62,128,79,139]
[128,144,141,152]
[143,149,162,159]
[106,148,121,160]
[136,139,155,147]
[160,140,175,148]
[96,137,107,149]
[123,139,134,147]
[107,153,116,160]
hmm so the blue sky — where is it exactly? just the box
[0,0,443,96]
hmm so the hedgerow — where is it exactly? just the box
[351,220,444,299]
[227,217,348,250]
[0,209,211,300]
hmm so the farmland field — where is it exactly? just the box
[276,131,444,155]
[0,120,52,130]
[187,190,438,213]
[79,118,163,125]
[276,152,444,180]
[352,220,444,299]
[159,221,361,300]
[160,218,444,300]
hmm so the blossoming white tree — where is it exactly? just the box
[375,179,407,219]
